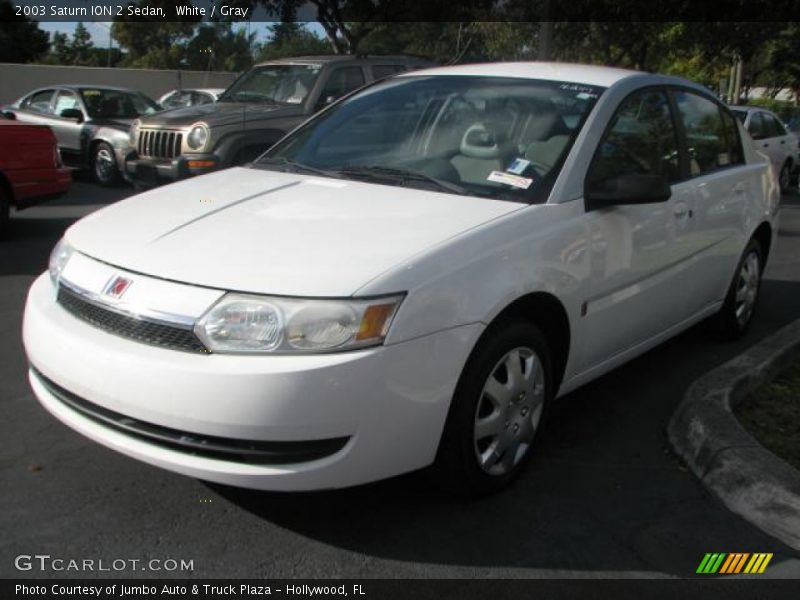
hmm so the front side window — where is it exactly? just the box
[319,67,366,104]
[261,75,603,203]
[763,113,787,137]
[587,89,680,192]
[54,90,80,116]
[218,64,322,106]
[674,91,735,175]
[80,89,159,118]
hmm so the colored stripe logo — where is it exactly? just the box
[696,553,773,574]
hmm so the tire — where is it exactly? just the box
[92,142,120,186]
[710,238,763,340]
[0,185,9,240]
[433,318,553,495]
[779,161,791,194]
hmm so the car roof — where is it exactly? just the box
[28,85,140,94]
[254,54,432,67]
[398,61,642,87]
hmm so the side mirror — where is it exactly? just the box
[60,108,83,123]
[585,173,671,209]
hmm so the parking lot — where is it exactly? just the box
[2,175,800,579]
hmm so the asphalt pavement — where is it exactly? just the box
[1,175,799,579]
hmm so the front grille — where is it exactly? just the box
[57,285,209,354]
[138,129,183,160]
[34,369,350,465]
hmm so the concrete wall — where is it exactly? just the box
[0,63,239,105]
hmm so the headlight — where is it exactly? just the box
[129,119,140,146]
[187,124,209,150]
[194,293,404,354]
[48,238,74,286]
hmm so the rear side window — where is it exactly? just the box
[763,113,787,137]
[371,65,405,80]
[23,90,54,114]
[674,91,737,175]
[587,89,681,190]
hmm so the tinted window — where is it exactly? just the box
[674,91,734,175]
[748,112,766,140]
[24,90,54,114]
[54,90,80,116]
[588,89,680,190]
[720,109,744,166]
[763,113,786,137]
[320,67,366,102]
[372,65,405,80]
[80,89,159,118]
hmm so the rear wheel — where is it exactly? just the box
[433,319,552,495]
[711,238,763,339]
[92,142,120,186]
[779,161,791,193]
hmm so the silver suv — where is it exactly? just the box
[125,55,431,187]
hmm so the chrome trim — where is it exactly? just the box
[58,278,197,330]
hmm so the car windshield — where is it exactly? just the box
[218,63,323,105]
[80,89,160,118]
[258,75,604,202]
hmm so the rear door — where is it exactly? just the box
[671,89,752,316]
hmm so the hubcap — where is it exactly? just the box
[95,148,115,181]
[780,166,790,191]
[473,346,546,476]
[734,251,760,327]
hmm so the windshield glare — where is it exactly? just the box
[80,89,159,119]
[261,75,603,202]
[219,64,323,105]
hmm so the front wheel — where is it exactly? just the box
[779,162,792,194]
[711,238,763,339]
[433,319,552,495]
[92,142,120,186]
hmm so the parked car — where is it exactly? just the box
[3,85,161,186]
[157,88,226,111]
[0,120,71,237]
[730,105,800,191]
[125,55,432,187]
[24,63,779,494]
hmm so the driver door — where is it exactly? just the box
[580,88,694,367]
[50,89,84,156]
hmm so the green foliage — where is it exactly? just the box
[257,23,331,61]
[185,22,255,71]
[0,0,49,63]
[747,97,799,122]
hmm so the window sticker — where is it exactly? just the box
[506,158,531,175]
[487,171,533,189]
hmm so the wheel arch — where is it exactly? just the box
[482,291,571,393]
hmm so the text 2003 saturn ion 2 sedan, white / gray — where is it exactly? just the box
[24,63,779,494]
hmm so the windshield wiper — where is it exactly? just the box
[335,165,472,196]
[253,157,340,178]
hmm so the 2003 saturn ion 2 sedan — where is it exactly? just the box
[24,63,780,494]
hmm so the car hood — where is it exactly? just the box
[66,168,523,297]
[142,101,297,128]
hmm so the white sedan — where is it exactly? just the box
[23,63,779,494]
[730,105,799,192]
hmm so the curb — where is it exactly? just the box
[668,318,800,551]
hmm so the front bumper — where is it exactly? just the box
[23,273,482,490]
[123,151,220,186]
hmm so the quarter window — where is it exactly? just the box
[674,91,736,174]
[587,89,680,191]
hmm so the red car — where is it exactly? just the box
[0,119,71,237]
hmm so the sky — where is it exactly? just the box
[38,20,326,50]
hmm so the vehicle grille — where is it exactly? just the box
[137,129,183,160]
[33,369,350,465]
[57,284,209,354]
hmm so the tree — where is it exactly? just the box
[0,0,49,63]
[185,22,256,72]
[257,23,331,61]
[111,0,201,68]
